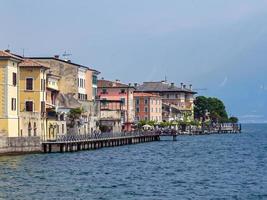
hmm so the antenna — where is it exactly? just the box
[62,51,72,61]
[22,48,25,57]
[164,75,167,82]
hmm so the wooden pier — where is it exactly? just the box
[42,133,160,153]
[42,123,241,153]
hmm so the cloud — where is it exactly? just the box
[219,76,228,87]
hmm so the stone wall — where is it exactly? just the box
[35,59,78,96]
[0,136,41,154]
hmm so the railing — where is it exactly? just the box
[46,131,159,143]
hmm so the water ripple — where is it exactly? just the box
[0,124,267,200]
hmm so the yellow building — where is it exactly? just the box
[46,72,66,140]
[19,59,49,139]
[0,50,23,137]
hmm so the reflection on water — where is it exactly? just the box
[0,124,267,200]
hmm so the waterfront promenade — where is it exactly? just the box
[42,132,160,153]
[0,123,241,155]
[42,123,241,153]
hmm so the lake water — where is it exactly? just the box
[0,124,267,200]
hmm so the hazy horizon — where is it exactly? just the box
[1,0,267,123]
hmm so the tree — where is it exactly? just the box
[194,96,209,120]
[67,108,83,128]
[194,96,229,123]
[228,116,238,123]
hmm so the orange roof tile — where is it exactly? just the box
[19,59,50,69]
[98,79,134,88]
[0,50,23,61]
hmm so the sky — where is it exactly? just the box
[1,0,267,123]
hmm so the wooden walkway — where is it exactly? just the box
[42,124,241,153]
[42,133,160,153]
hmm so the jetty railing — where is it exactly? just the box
[46,131,159,143]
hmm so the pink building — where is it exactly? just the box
[134,92,162,122]
[97,79,135,131]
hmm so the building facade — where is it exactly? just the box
[0,50,22,137]
[97,79,135,131]
[136,81,197,121]
[19,59,49,139]
[31,56,100,135]
[134,93,162,122]
[99,100,122,133]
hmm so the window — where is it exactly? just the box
[120,89,125,94]
[25,101,33,112]
[26,78,33,90]
[33,122,37,136]
[62,124,64,134]
[92,75,97,85]
[41,101,45,113]
[41,79,46,91]
[144,98,148,105]
[167,94,169,98]
[28,122,32,136]
[136,107,140,113]
[93,88,97,97]
[57,125,59,134]
[121,98,125,105]
[136,98,140,105]
[11,98,16,111]
[151,108,153,112]
[102,88,107,94]
[12,73,17,86]
[145,107,148,112]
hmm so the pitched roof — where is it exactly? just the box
[19,59,50,69]
[136,81,197,94]
[0,50,23,61]
[98,79,134,88]
[28,56,100,74]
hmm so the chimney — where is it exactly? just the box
[115,79,120,83]
[134,83,138,87]
[4,49,10,53]
[101,77,104,80]
[183,84,186,89]
[128,83,132,86]
[180,82,183,88]
[54,55,59,59]
[67,59,71,63]
[171,82,174,87]
[189,84,192,90]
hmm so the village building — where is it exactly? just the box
[29,56,100,135]
[134,92,162,122]
[0,50,23,137]
[18,59,50,139]
[99,99,123,133]
[97,79,135,131]
[136,81,197,121]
